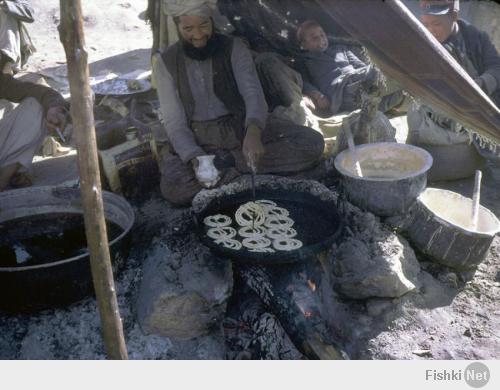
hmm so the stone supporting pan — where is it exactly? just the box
[405,188,500,270]
[334,142,433,216]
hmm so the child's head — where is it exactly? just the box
[297,20,328,52]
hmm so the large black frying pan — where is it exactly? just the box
[194,188,343,265]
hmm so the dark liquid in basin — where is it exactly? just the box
[0,213,123,267]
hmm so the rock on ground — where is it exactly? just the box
[332,202,420,299]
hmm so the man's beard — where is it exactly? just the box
[181,33,220,61]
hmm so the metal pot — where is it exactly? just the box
[406,188,500,270]
[334,142,433,216]
[0,186,134,313]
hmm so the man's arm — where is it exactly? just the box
[152,53,205,164]
[230,38,268,168]
[0,74,65,112]
[476,30,500,95]
[230,38,268,131]
[0,0,35,23]
[345,47,367,69]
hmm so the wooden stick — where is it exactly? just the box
[345,123,363,177]
[59,0,128,360]
[471,170,482,231]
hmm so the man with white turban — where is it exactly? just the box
[153,1,324,206]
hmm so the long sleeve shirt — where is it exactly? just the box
[153,37,268,163]
[0,73,65,113]
[298,44,367,97]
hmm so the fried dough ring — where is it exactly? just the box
[204,214,232,227]
[266,227,297,239]
[238,226,267,238]
[207,226,237,240]
[214,238,242,250]
[272,238,303,251]
[242,236,271,250]
[264,215,294,229]
[264,206,290,218]
[235,201,265,227]
[249,247,275,253]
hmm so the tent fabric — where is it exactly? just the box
[315,0,500,145]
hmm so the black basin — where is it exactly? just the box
[194,186,343,265]
[0,186,134,313]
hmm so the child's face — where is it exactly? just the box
[301,26,328,52]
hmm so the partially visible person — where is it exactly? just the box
[153,3,324,206]
[408,0,500,181]
[0,73,67,191]
[0,0,35,74]
[295,19,405,115]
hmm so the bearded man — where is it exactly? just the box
[152,2,324,206]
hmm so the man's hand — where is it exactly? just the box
[309,90,330,110]
[242,124,264,172]
[45,106,67,134]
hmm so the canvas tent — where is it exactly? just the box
[147,0,500,145]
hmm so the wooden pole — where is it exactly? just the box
[59,0,128,359]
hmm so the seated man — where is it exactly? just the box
[0,0,35,74]
[295,19,405,115]
[0,73,67,190]
[408,0,500,181]
[153,3,324,206]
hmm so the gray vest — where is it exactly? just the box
[161,34,246,124]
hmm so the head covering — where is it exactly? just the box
[420,0,460,16]
[162,0,234,32]
[162,0,216,18]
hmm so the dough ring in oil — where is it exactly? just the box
[204,214,232,227]
[235,202,265,227]
[214,238,242,250]
[264,206,290,218]
[238,226,267,238]
[207,226,237,240]
[266,227,297,239]
[242,236,271,250]
[249,247,275,253]
[273,238,303,251]
[255,199,277,209]
[264,215,294,229]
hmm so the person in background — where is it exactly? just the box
[408,0,500,181]
[0,0,35,74]
[295,19,405,116]
[0,73,67,191]
[152,2,324,206]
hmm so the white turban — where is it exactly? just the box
[162,0,216,17]
[162,0,233,32]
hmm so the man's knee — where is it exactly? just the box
[158,154,201,206]
[19,97,43,115]
[302,126,325,157]
[160,175,197,206]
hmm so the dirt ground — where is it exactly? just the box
[0,1,499,360]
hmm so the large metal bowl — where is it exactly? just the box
[334,142,433,216]
[0,186,134,313]
[406,188,500,269]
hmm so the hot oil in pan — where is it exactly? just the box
[0,213,123,268]
[213,199,338,249]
